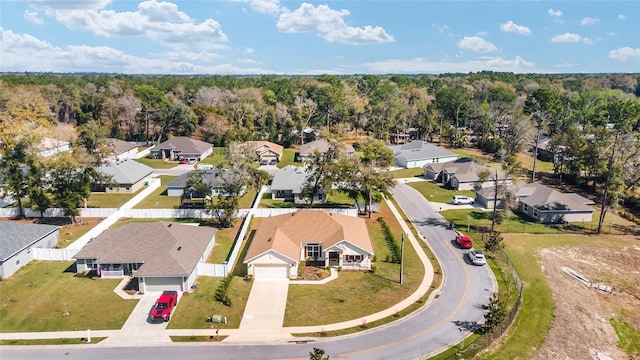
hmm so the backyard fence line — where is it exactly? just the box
[197,263,228,277]
[33,247,79,261]
[252,207,358,218]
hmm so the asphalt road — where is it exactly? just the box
[2,183,495,360]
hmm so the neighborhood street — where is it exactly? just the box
[1,182,495,360]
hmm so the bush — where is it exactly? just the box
[378,218,401,264]
[214,275,233,306]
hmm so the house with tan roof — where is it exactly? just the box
[73,222,216,293]
[150,137,213,161]
[424,158,511,191]
[106,138,138,161]
[244,211,374,279]
[242,141,284,164]
[298,139,355,161]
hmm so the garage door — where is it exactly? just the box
[143,276,183,292]
[253,265,289,279]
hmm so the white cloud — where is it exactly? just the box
[580,17,600,25]
[551,33,593,44]
[23,10,44,25]
[276,3,394,45]
[0,28,274,75]
[232,0,283,16]
[609,47,640,61]
[361,56,536,74]
[163,50,223,62]
[244,47,255,54]
[618,14,626,20]
[500,20,531,35]
[238,58,261,64]
[30,0,227,48]
[548,9,562,17]
[29,0,113,11]
[457,36,498,52]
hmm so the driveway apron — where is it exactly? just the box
[100,292,173,345]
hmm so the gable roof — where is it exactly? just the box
[108,138,138,155]
[270,165,308,193]
[245,141,284,157]
[299,139,355,157]
[0,222,59,261]
[389,140,457,162]
[427,158,509,182]
[167,169,224,189]
[154,137,213,156]
[73,222,216,277]
[97,159,153,185]
[518,183,595,212]
[244,211,373,264]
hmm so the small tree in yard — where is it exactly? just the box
[484,231,505,253]
[309,347,330,360]
[482,292,507,334]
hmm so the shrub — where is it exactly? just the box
[214,275,234,306]
[378,218,401,264]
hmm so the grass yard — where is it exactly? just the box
[0,338,106,345]
[408,181,476,204]
[136,157,181,169]
[517,152,555,174]
[133,175,179,209]
[389,168,424,179]
[166,276,252,329]
[207,220,242,264]
[55,217,102,247]
[259,190,354,209]
[197,147,227,167]
[283,202,425,326]
[278,148,302,168]
[86,190,140,208]
[0,261,138,332]
[441,208,639,236]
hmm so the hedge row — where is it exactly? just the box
[378,217,401,264]
[214,274,233,306]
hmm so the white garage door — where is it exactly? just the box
[143,276,183,292]
[253,265,289,279]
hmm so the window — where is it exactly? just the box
[344,255,362,262]
[524,204,529,211]
[306,244,321,259]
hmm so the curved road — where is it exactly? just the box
[3,183,495,360]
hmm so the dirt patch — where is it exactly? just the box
[299,266,330,281]
[535,237,640,360]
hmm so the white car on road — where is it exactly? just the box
[467,249,487,266]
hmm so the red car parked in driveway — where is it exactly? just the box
[455,234,473,249]
[151,291,178,322]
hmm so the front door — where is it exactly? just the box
[329,252,339,266]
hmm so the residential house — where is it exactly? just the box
[106,138,138,161]
[150,137,213,161]
[73,222,216,293]
[476,183,595,223]
[424,158,511,191]
[244,211,374,279]
[388,140,458,168]
[298,139,355,161]
[0,221,59,278]
[94,159,153,193]
[530,135,558,162]
[241,141,284,163]
[38,137,71,157]
[166,169,246,197]
[270,165,326,204]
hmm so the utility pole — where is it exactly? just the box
[399,233,405,284]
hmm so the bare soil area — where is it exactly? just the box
[535,236,640,360]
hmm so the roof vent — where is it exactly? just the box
[177,246,182,251]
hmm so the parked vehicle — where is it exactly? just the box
[468,249,487,266]
[260,160,268,166]
[179,158,189,164]
[452,195,475,205]
[151,290,178,322]
[455,234,473,249]
[269,159,277,165]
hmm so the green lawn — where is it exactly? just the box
[408,181,476,204]
[197,147,227,167]
[0,261,138,332]
[517,153,555,174]
[283,202,425,326]
[167,276,252,329]
[259,191,354,209]
[136,157,181,169]
[278,148,302,168]
[86,190,140,208]
[0,338,106,345]
[207,221,241,264]
[389,168,424,179]
[133,175,179,209]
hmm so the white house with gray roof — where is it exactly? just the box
[0,222,59,279]
[94,159,153,193]
[166,169,246,198]
[106,138,138,162]
[150,137,213,161]
[270,165,326,204]
[388,140,458,168]
[73,222,216,293]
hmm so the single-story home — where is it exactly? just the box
[0,221,59,279]
[424,158,511,191]
[476,183,595,223]
[242,141,284,163]
[244,211,374,279]
[38,137,71,157]
[94,159,153,193]
[150,137,213,161]
[298,139,355,161]
[166,169,246,198]
[270,165,326,204]
[73,222,216,293]
[107,138,139,161]
[388,140,458,168]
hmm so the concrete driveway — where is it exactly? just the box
[224,279,291,343]
[100,292,176,345]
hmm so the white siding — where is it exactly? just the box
[0,230,58,279]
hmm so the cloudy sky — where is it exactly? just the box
[1,0,639,75]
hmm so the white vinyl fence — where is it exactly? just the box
[33,248,79,261]
[197,263,228,277]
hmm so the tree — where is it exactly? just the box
[0,132,40,218]
[309,347,329,360]
[482,292,507,334]
[48,151,98,223]
[524,88,563,181]
[477,156,522,232]
[483,231,505,253]
[134,86,168,143]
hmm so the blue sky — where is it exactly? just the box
[1,0,639,75]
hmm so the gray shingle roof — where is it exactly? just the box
[73,222,216,277]
[167,169,223,189]
[0,222,59,261]
[270,165,308,194]
[299,139,355,157]
[108,138,138,155]
[154,137,212,156]
[97,159,153,185]
[389,140,457,162]
[518,183,594,211]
